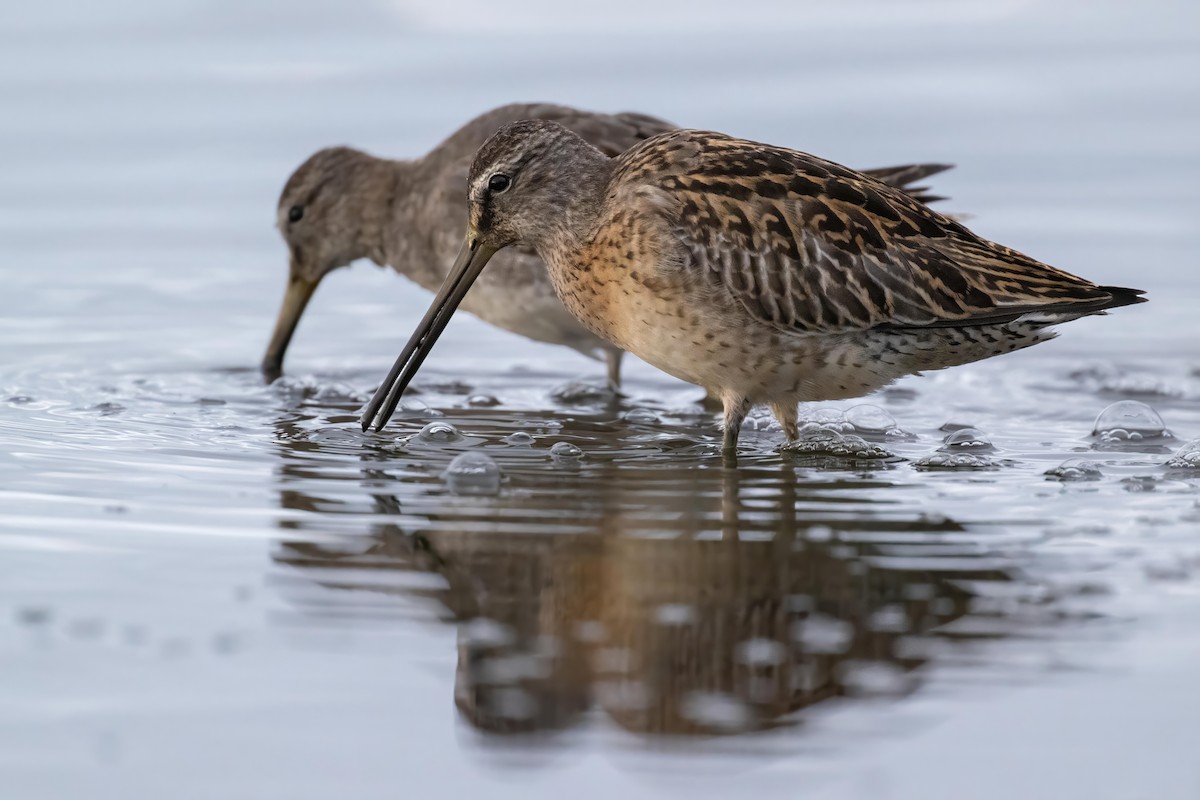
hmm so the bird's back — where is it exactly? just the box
[607,128,1144,336]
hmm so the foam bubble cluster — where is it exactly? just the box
[913,452,998,470]
[780,428,893,460]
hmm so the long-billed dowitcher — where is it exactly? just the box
[362,120,1145,453]
[263,103,953,385]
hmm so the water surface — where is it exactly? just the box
[2,2,1200,798]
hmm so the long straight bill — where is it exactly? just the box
[360,237,497,432]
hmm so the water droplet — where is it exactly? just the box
[680,692,753,731]
[574,620,607,642]
[489,687,539,721]
[845,404,896,433]
[460,618,515,648]
[595,680,650,711]
[1121,475,1159,493]
[86,401,124,416]
[837,660,912,697]
[310,382,364,402]
[504,431,535,446]
[621,407,660,424]
[549,441,584,461]
[868,605,910,633]
[654,603,696,626]
[550,380,617,405]
[1165,438,1200,471]
[442,452,502,496]
[734,638,788,667]
[1045,457,1104,482]
[1092,400,1170,442]
[805,525,834,542]
[942,427,993,451]
[467,394,500,408]
[415,421,462,444]
[791,613,853,654]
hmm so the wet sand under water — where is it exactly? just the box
[3,1,1200,798]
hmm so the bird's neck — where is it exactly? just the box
[353,158,415,269]
[532,155,615,257]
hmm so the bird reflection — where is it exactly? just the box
[269,408,1013,738]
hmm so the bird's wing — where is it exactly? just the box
[619,130,1143,335]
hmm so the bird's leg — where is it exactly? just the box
[605,350,623,392]
[721,394,752,458]
[769,400,799,442]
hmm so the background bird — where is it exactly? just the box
[263,103,954,388]
[362,120,1144,454]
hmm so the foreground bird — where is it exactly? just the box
[361,120,1145,453]
[262,103,952,385]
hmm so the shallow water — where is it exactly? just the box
[3,1,1200,798]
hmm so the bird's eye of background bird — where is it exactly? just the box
[488,173,511,193]
[288,205,304,223]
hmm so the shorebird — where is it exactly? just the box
[262,103,953,387]
[362,120,1145,454]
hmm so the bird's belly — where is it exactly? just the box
[560,263,1058,402]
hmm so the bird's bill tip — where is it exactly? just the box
[261,272,319,383]
[360,236,497,432]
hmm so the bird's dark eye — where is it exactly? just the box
[288,205,304,223]
[488,173,511,193]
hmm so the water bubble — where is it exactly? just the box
[550,380,617,405]
[780,428,893,460]
[1092,400,1171,443]
[621,407,660,425]
[845,404,896,433]
[1045,457,1104,482]
[505,431,535,446]
[549,441,584,461]
[941,427,993,451]
[467,394,501,408]
[442,452,502,496]
[415,421,463,444]
[1165,438,1200,471]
